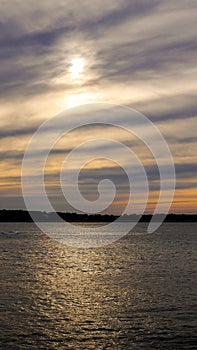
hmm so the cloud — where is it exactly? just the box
[0,1,196,212]
[0,126,37,139]
[1,0,196,100]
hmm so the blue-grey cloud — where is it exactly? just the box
[0,126,37,139]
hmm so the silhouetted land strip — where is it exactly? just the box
[0,210,197,222]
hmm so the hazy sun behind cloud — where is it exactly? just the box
[69,57,85,81]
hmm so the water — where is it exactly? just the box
[0,222,196,349]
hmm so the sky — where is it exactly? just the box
[0,0,197,214]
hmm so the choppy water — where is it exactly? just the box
[0,222,196,349]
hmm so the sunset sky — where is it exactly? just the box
[0,0,196,214]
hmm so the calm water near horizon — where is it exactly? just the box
[0,222,196,349]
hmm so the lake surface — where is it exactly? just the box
[0,222,196,349]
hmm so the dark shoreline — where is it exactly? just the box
[0,209,196,223]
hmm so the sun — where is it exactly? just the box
[69,57,85,80]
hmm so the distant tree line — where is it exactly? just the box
[0,209,196,222]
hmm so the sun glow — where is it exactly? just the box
[69,57,85,80]
[65,92,100,108]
